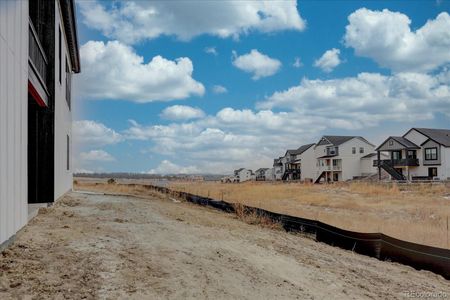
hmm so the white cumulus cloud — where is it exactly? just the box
[232,49,282,80]
[121,68,450,174]
[148,160,200,174]
[293,57,303,68]
[344,8,450,72]
[79,150,115,162]
[258,71,450,126]
[73,120,123,147]
[78,0,306,44]
[212,85,228,94]
[314,48,341,73]
[160,105,205,121]
[204,46,218,56]
[77,40,204,103]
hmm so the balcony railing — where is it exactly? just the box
[319,165,331,171]
[29,19,48,90]
[373,159,419,167]
[332,165,341,171]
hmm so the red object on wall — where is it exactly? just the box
[28,80,47,107]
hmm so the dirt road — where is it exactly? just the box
[0,192,448,299]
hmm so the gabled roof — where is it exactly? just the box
[361,153,377,159]
[408,128,450,147]
[285,149,297,156]
[284,143,315,156]
[375,136,419,151]
[317,136,374,147]
[234,168,245,173]
[255,168,269,173]
[294,143,315,155]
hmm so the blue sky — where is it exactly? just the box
[73,0,450,174]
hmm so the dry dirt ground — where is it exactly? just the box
[0,192,448,299]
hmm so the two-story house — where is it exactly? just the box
[233,168,254,182]
[255,168,268,181]
[0,0,80,247]
[273,157,283,180]
[255,168,274,181]
[375,128,450,180]
[281,144,316,181]
[314,136,377,183]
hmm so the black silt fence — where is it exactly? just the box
[141,183,450,280]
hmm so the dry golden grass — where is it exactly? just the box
[233,203,283,230]
[74,178,450,249]
[166,180,450,249]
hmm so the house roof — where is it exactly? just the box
[409,128,450,147]
[284,143,315,156]
[60,0,80,73]
[234,168,245,173]
[285,149,297,156]
[294,143,316,155]
[255,168,269,173]
[361,153,377,158]
[375,136,420,151]
[317,136,374,147]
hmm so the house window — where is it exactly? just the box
[407,150,416,159]
[352,147,356,154]
[332,159,338,166]
[359,147,364,154]
[66,135,70,170]
[392,151,402,161]
[327,147,337,155]
[59,27,62,84]
[425,148,437,160]
[388,140,394,146]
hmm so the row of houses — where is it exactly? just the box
[226,128,450,183]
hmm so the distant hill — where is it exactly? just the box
[74,172,225,181]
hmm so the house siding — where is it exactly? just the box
[298,146,316,181]
[360,158,375,175]
[54,0,73,200]
[404,129,428,146]
[443,147,450,179]
[377,138,408,151]
[0,0,29,245]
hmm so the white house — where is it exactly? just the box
[264,168,275,181]
[375,128,450,180]
[279,144,316,181]
[233,168,254,182]
[273,158,283,180]
[314,136,377,183]
[0,0,80,246]
[255,168,267,181]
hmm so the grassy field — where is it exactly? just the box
[168,181,450,249]
[74,179,450,249]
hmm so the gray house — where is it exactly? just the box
[375,128,450,180]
